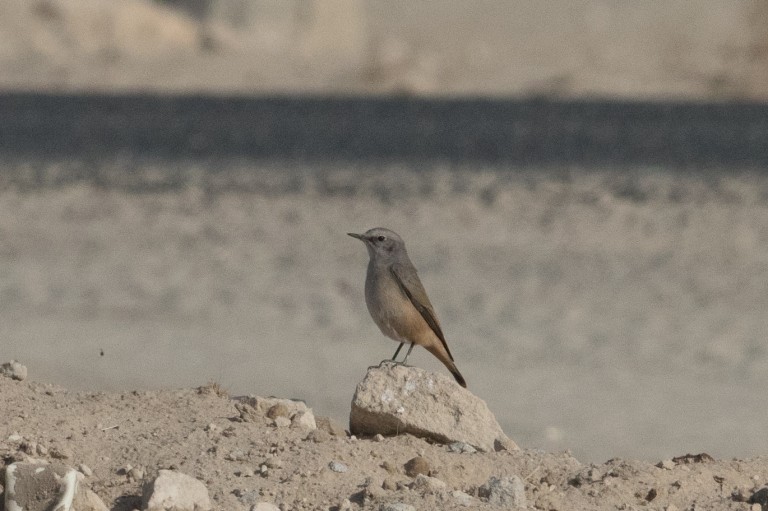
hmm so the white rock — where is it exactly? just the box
[250,503,280,511]
[0,360,27,381]
[448,442,477,454]
[4,462,107,511]
[240,396,309,416]
[451,490,475,507]
[350,363,517,452]
[480,476,526,507]
[329,461,348,473]
[291,409,317,432]
[411,473,447,493]
[273,416,291,428]
[142,470,212,511]
[74,487,110,511]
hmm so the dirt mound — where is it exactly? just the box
[1,370,767,510]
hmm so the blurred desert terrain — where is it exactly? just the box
[1,0,768,465]
[1,0,768,98]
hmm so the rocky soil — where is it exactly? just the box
[2,367,768,511]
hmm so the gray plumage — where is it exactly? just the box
[348,227,467,387]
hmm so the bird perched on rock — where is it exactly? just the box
[348,227,467,387]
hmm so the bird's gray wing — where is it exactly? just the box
[390,263,455,361]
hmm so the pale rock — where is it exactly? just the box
[73,487,110,511]
[451,490,475,507]
[411,473,447,493]
[225,449,246,461]
[316,416,348,437]
[273,416,291,428]
[0,360,27,381]
[329,461,348,473]
[128,467,145,481]
[448,442,477,454]
[142,470,212,511]
[79,464,93,477]
[240,396,309,417]
[480,475,527,507]
[250,503,280,511]
[266,403,290,419]
[350,363,516,452]
[291,409,317,432]
[264,457,283,469]
[3,462,103,511]
[658,459,676,470]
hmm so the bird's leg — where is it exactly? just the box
[400,343,415,366]
[391,342,405,362]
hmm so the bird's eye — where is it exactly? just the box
[377,235,386,242]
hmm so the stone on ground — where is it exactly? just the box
[4,462,107,511]
[350,363,517,452]
[479,475,527,507]
[0,360,27,381]
[142,469,212,511]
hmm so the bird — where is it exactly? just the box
[347,227,467,387]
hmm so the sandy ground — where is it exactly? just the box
[2,374,768,511]
[2,164,768,466]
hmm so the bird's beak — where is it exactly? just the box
[347,232,364,240]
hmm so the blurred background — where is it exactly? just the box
[2,0,768,463]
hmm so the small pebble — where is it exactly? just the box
[448,442,476,454]
[383,478,398,490]
[404,456,430,477]
[374,434,385,442]
[250,503,280,511]
[411,473,447,492]
[240,467,255,477]
[0,360,28,381]
[266,403,290,419]
[273,417,291,428]
[329,461,348,473]
[128,467,144,481]
[79,464,93,477]
[264,457,283,469]
[451,490,475,507]
[50,446,74,460]
[226,449,247,461]
[381,461,398,474]
[658,459,676,470]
